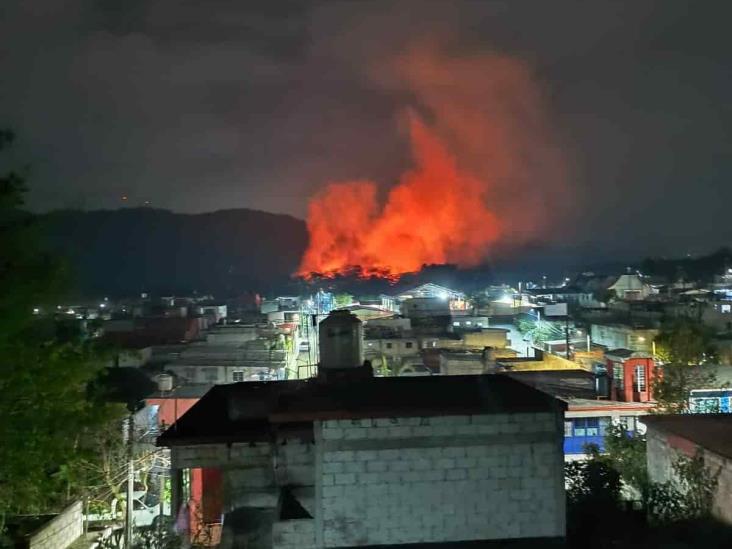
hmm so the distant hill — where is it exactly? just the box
[640,247,732,282]
[39,208,308,297]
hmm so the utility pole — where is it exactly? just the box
[125,412,134,548]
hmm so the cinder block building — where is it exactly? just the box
[158,310,567,548]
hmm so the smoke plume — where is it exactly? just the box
[297,42,566,280]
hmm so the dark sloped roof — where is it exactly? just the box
[158,374,564,446]
[643,414,732,460]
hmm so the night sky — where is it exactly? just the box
[2,1,731,260]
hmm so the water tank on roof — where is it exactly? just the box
[319,310,363,369]
[157,373,173,392]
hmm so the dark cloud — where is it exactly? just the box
[1,0,731,259]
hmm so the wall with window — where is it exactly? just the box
[607,358,656,402]
[689,390,732,413]
[563,415,646,458]
[364,338,420,358]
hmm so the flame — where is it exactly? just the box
[296,43,566,281]
[297,113,500,280]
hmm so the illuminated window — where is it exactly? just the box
[564,421,573,437]
[232,371,245,382]
[635,365,646,392]
[722,304,731,314]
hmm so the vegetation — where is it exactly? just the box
[0,131,124,537]
[653,317,718,413]
[565,423,725,547]
[514,315,561,344]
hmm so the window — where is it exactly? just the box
[185,367,196,380]
[405,342,413,349]
[386,342,393,349]
[204,367,218,382]
[635,364,646,392]
[619,416,636,431]
[613,362,624,389]
[573,418,600,437]
[722,304,731,314]
[232,371,245,382]
[564,421,573,437]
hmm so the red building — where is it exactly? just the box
[605,349,657,402]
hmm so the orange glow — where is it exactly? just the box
[297,43,567,281]
[297,113,500,280]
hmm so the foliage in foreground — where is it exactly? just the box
[0,131,124,535]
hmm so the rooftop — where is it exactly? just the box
[157,374,565,446]
[643,414,732,460]
[501,370,597,400]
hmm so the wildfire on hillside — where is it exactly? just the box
[296,43,566,282]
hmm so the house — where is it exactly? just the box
[525,286,604,309]
[500,369,654,460]
[158,310,567,548]
[605,349,657,403]
[401,297,451,319]
[563,399,653,460]
[644,414,732,524]
[394,283,465,302]
[608,273,653,301]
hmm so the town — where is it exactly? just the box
[2,1,731,548]
[8,257,732,548]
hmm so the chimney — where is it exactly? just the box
[318,310,371,381]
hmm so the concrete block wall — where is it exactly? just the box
[316,413,564,547]
[28,501,83,549]
[272,518,316,549]
[275,440,315,486]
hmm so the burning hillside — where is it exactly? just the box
[296,44,566,281]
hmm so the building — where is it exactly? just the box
[525,287,604,309]
[394,283,465,302]
[590,323,658,353]
[158,311,567,547]
[563,399,653,460]
[605,349,656,403]
[608,273,653,301]
[401,297,451,319]
[500,369,654,460]
[645,414,732,524]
